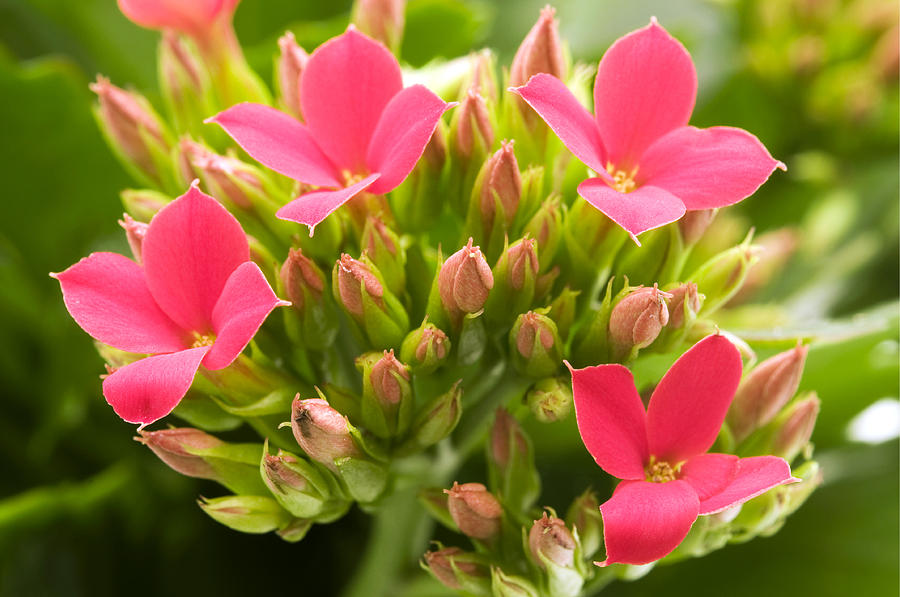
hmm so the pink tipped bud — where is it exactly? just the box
[678,209,718,244]
[453,89,494,161]
[513,311,554,359]
[160,30,206,104]
[136,428,224,479]
[291,397,360,470]
[352,0,406,52]
[90,76,169,181]
[335,254,384,320]
[120,189,170,222]
[466,49,498,102]
[490,409,528,469]
[506,237,539,292]
[666,282,702,329]
[369,349,411,406]
[511,311,561,377]
[439,238,494,315]
[444,482,503,540]
[277,32,308,119]
[479,141,522,232]
[180,138,264,210]
[262,451,309,495]
[119,214,149,263]
[772,394,820,461]
[509,5,565,87]
[280,248,325,313]
[528,512,576,569]
[566,489,602,558]
[423,546,490,591]
[728,344,809,442]
[401,321,451,373]
[608,284,672,359]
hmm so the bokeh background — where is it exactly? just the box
[0,0,897,595]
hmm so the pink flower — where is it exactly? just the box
[52,185,288,426]
[118,0,240,38]
[208,28,456,234]
[511,19,785,242]
[568,334,797,565]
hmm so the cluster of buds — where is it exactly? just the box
[58,0,821,592]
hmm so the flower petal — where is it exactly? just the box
[638,126,785,210]
[598,479,699,566]
[207,103,340,188]
[594,19,697,169]
[570,363,649,480]
[103,346,210,425]
[203,262,289,370]
[53,252,187,354]
[646,334,743,463]
[118,0,224,35]
[576,179,686,240]
[510,73,606,173]
[365,85,455,194]
[142,185,249,333]
[679,453,739,501]
[301,28,403,172]
[276,173,380,234]
[699,456,797,515]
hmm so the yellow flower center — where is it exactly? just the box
[191,333,215,348]
[342,170,366,186]
[606,163,638,194]
[645,456,680,483]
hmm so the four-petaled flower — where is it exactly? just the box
[569,334,797,565]
[511,18,785,243]
[209,27,456,234]
[118,0,240,39]
[52,185,288,426]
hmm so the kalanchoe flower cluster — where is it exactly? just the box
[54,1,820,593]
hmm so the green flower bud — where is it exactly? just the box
[280,248,338,351]
[547,286,580,341]
[198,495,291,534]
[565,489,603,559]
[524,194,563,272]
[400,320,451,374]
[485,237,540,324]
[333,253,409,349]
[488,409,540,515]
[527,377,573,423]
[491,567,540,597]
[356,349,413,438]
[120,188,171,222]
[771,394,820,461]
[276,32,308,119]
[260,446,337,519]
[422,546,491,595]
[407,382,462,450]
[688,236,760,315]
[361,216,406,297]
[159,31,214,138]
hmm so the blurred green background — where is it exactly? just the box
[0,0,897,595]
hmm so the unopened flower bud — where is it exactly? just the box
[422,123,448,172]
[528,512,576,569]
[356,350,413,438]
[352,0,406,53]
[524,195,563,270]
[120,189,171,222]
[666,282,702,329]
[277,31,308,119]
[478,141,522,233]
[608,284,671,360]
[485,237,539,322]
[261,448,331,518]
[401,321,451,374]
[511,311,562,378]
[678,209,717,245]
[198,495,291,535]
[439,238,494,316]
[422,546,491,593]
[491,567,540,597]
[280,248,325,313]
[730,228,798,305]
[408,382,462,449]
[547,286,579,340]
[451,89,494,163]
[771,394,820,461]
[526,377,573,423]
[334,253,384,321]
[180,138,266,210]
[465,49,498,102]
[728,345,809,442]
[444,482,503,540]
[90,76,171,185]
[119,213,148,263]
[333,254,409,348]
[136,427,223,480]
[509,5,564,87]
[159,31,213,137]
[565,489,602,558]
[362,216,406,295]
[489,409,540,513]
[291,397,361,470]
[688,238,759,315]
[369,349,410,406]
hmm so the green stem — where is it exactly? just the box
[579,567,616,596]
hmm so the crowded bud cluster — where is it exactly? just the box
[53,1,821,593]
